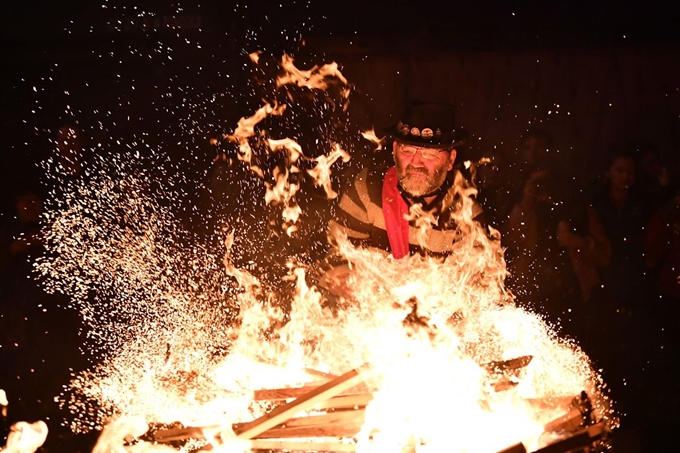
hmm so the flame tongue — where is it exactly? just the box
[220,54,353,236]
[277,54,350,98]
[307,144,351,199]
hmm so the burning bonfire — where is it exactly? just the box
[141,229,613,453]
[3,54,615,453]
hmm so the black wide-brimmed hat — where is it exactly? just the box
[384,101,469,148]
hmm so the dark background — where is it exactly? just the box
[2,0,680,206]
[1,1,679,451]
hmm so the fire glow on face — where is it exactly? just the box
[34,54,615,453]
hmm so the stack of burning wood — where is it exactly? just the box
[150,357,609,453]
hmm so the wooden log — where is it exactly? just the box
[495,442,527,453]
[524,396,574,411]
[255,356,532,401]
[232,409,364,432]
[155,421,363,445]
[250,439,357,452]
[153,426,210,443]
[543,408,584,433]
[311,393,374,410]
[253,423,363,439]
[248,360,337,386]
[254,386,321,401]
[254,384,370,402]
[241,410,365,439]
[234,364,371,440]
[279,409,364,429]
[533,422,605,453]
[485,356,533,374]
[154,400,371,443]
[493,380,519,392]
[496,417,605,453]
[154,391,583,445]
[304,368,339,381]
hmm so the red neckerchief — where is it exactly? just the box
[382,166,410,259]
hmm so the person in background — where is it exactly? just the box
[639,187,680,450]
[589,141,654,309]
[505,127,555,193]
[503,155,610,338]
[587,141,659,442]
[645,189,680,300]
[636,141,675,213]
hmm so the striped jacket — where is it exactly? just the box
[328,165,483,258]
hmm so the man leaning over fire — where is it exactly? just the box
[320,101,485,299]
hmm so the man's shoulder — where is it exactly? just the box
[346,164,390,192]
[341,164,390,208]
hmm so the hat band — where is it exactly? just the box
[397,121,442,139]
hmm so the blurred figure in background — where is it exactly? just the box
[518,126,553,168]
[589,141,654,308]
[645,189,680,300]
[636,141,675,213]
[504,127,555,196]
[587,141,658,441]
[503,154,610,340]
[638,187,680,452]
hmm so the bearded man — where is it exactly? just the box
[320,101,483,295]
[319,101,484,297]
[330,100,481,253]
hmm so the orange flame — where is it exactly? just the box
[277,54,350,101]
[224,101,286,170]
[306,144,351,199]
[264,167,301,235]
[361,128,385,151]
[248,51,262,64]
[219,55,354,234]
[268,138,304,163]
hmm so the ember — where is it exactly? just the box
[24,54,616,453]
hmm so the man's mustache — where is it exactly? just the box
[405,166,430,177]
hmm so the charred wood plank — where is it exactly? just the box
[234,364,370,440]
[534,422,606,453]
[250,439,356,452]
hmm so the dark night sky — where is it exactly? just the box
[2,1,679,86]
[1,0,678,204]
[2,0,679,47]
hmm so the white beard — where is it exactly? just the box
[398,167,447,198]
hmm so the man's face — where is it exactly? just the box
[520,135,548,164]
[606,157,636,192]
[393,142,456,197]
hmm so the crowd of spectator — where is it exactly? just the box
[475,127,679,451]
